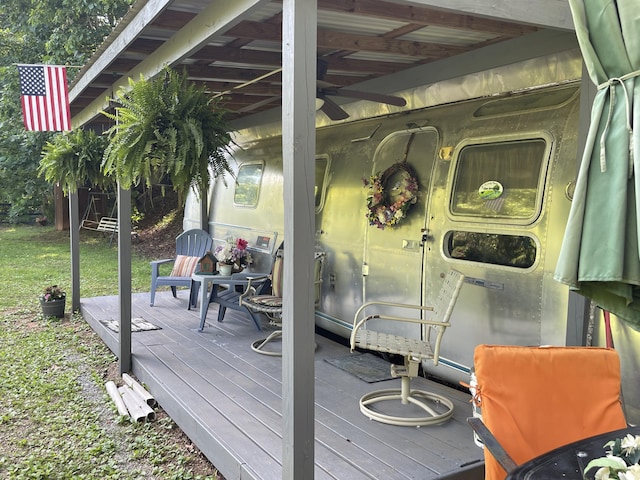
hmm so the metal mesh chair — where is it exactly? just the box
[240,249,325,356]
[349,269,465,426]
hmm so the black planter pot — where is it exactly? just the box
[40,297,66,318]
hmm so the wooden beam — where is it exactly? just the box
[228,20,469,57]
[150,9,197,29]
[69,0,174,100]
[390,0,574,31]
[71,0,272,127]
[189,45,407,77]
[317,0,539,36]
[318,27,467,57]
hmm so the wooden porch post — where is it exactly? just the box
[117,183,132,373]
[281,0,317,477]
[68,190,81,313]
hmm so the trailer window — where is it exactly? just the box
[450,139,546,221]
[445,231,536,269]
[234,162,263,207]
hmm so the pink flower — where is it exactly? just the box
[236,238,248,250]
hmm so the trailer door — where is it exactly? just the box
[362,128,439,336]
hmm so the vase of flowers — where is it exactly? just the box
[214,237,253,275]
[39,285,66,318]
[584,433,640,479]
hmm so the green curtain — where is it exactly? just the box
[554,0,640,329]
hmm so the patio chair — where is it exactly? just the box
[349,269,465,426]
[239,248,325,356]
[150,228,213,307]
[468,345,627,480]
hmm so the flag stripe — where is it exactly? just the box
[18,65,71,132]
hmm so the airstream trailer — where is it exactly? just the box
[184,50,640,423]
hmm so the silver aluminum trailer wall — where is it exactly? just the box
[185,50,640,423]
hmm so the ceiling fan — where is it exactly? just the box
[316,58,407,120]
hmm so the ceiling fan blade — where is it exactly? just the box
[329,88,407,107]
[319,96,349,120]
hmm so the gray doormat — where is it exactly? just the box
[100,317,161,333]
[324,352,394,383]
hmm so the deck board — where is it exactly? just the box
[81,290,484,480]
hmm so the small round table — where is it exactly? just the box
[191,272,231,330]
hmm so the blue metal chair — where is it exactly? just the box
[150,229,213,306]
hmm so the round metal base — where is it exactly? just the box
[359,388,454,427]
[251,331,283,357]
[250,331,318,357]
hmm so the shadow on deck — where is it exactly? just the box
[81,290,485,480]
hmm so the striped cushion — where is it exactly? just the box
[249,295,283,307]
[170,255,200,277]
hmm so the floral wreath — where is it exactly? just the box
[363,162,419,229]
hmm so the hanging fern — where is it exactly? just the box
[102,67,234,203]
[39,129,112,194]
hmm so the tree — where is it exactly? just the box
[0,0,132,221]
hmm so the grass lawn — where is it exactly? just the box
[0,225,221,479]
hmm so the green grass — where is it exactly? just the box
[0,225,220,479]
[0,225,151,309]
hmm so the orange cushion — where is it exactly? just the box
[474,345,627,480]
[170,255,200,277]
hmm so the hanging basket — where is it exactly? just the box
[40,297,66,318]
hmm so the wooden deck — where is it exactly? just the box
[80,290,485,480]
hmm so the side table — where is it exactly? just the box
[191,272,231,331]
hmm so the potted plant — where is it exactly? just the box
[584,432,640,479]
[39,129,113,194]
[101,66,234,207]
[39,285,66,318]
[214,237,253,275]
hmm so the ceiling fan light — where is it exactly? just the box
[315,98,325,110]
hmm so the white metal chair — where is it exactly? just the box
[349,269,465,426]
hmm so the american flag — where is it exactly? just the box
[17,65,71,131]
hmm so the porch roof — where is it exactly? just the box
[69,0,575,130]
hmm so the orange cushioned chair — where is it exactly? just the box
[471,344,627,480]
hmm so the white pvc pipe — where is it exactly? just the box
[122,373,157,407]
[105,381,129,417]
[129,386,156,421]
[118,385,150,422]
